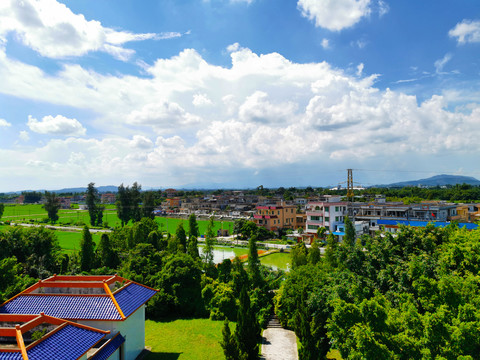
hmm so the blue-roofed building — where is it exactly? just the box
[0,275,157,360]
[0,313,109,360]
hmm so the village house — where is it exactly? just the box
[0,275,157,360]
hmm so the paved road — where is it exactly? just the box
[261,315,298,360]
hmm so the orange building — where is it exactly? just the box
[451,204,480,223]
[254,204,297,231]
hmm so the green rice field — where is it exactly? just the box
[1,204,233,235]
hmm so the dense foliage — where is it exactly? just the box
[276,225,480,360]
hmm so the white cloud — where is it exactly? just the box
[297,0,371,31]
[0,118,11,127]
[127,101,202,130]
[377,0,389,17]
[27,115,86,136]
[449,19,480,44]
[19,130,30,142]
[193,93,213,107]
[434,53,452,74]
[356,63,364,76]
[0,0,181,61]
[0,44,480,189]
[321,38,330,49]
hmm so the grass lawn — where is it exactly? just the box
[145,319,228,360]
[260,252,291,271]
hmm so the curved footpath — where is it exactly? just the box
[261,315,298,360]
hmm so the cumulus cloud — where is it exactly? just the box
[0,0,181,60]
[27,115,86,136]
[0,118,11,127]
[297,0,371,31]
[127,101,202,130]
[0,42,480,189]
[193,93,213,107]
[449,19,480,44]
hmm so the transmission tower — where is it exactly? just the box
[347,168,354,203]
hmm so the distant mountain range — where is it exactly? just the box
[379,174,480,188]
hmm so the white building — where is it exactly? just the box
[305,196,348,236]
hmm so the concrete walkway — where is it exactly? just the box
[261,315,298,360]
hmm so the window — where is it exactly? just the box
[335,216,339,221]
[315,206,320,210]
[335,206,339,212]
[325,217,329,222]
[308,225,319,230]
[311,216,322,221]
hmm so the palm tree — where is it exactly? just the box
[316,226,327,244]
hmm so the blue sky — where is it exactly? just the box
[0,0,479,191]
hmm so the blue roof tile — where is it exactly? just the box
[0,296,121,320]
[27,324,105,360]
[114,283,157,318]
[90,333,125,360]
[0,353,22,360]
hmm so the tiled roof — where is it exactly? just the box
[0,325,105,360]
[0,296,121,320]
[0,353,22,360]
[27,324,105,360]
[90,333,125,360]
[114,283,157,317]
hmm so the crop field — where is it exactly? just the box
[55,230,104,254]
[1,205,234,235]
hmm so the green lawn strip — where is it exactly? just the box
[145,318,229,360]
[259,252,291,271]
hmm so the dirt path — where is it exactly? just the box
[261,315,298,360]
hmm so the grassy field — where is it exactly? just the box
[260,252,291,271]
[55,230,104,254]
[145,319,228,360]
[156,217,233,236]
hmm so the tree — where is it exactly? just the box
[116,182,142,226]
[96,233,117,269]
[80,226,95,272]
[247,235,262,288]
[316,226,327,244]
[43,191,60,223]
[142,191,156,219]
[175,223,187,253]
[86,182,104,226]
[203,216,215,270]
[130,182,142,222]
[187,235,200,259]
[308,240,321,265]
[295,291,318,360]
[116,184,129,227]
[188,213,199,238]
[344,215,356,247]
[221,320,239,360]
[235,285,260,360]
[0,203,4,221]
[291,242,308,269]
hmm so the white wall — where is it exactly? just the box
[77,305,146,360]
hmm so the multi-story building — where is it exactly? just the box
[254,203,297,232]
[451,204,480,223]
[305,196,348,235]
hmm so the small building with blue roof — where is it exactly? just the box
[0,275,157,360]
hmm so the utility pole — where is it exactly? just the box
[347,169,354,203]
